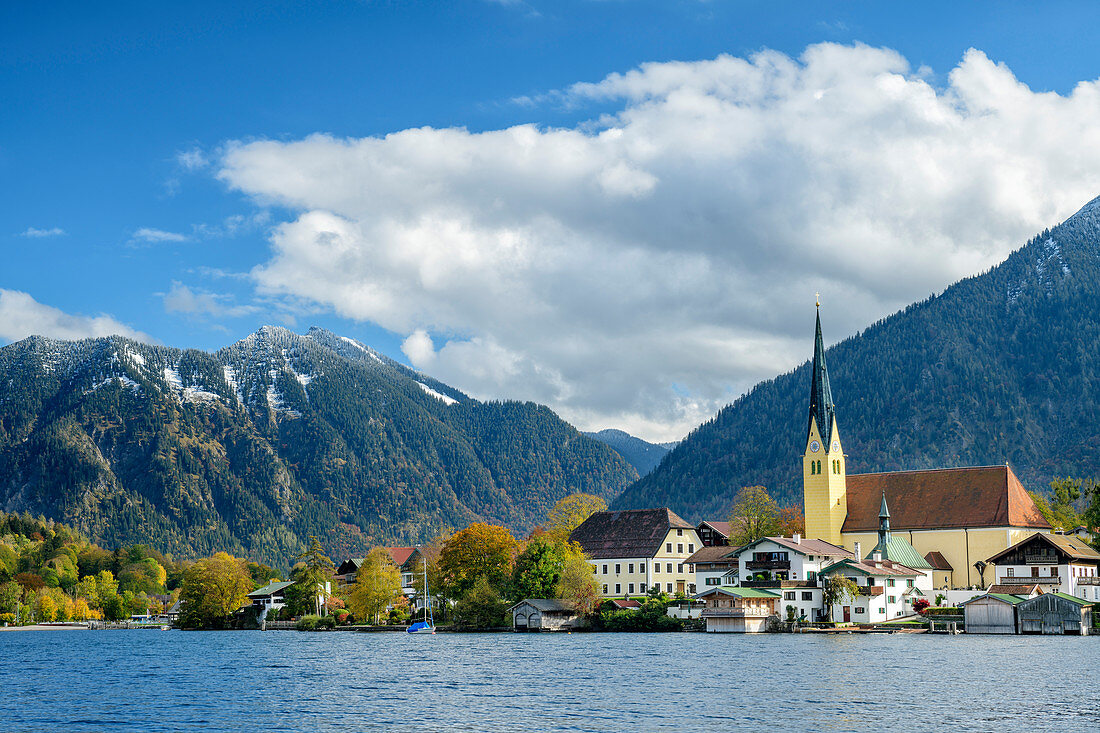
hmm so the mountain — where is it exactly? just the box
[584,429,678,476]
[0,326,637,567]
[614,196,1100,522]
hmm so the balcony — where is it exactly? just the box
[744,560,791,571]
[741,580,815,589]
[999,576,1059,585]
[1023,554,1059,565]
[855,586,884,597]
[702,608,772,618]
[1076,576,1100,586]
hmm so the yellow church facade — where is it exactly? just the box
[802,308,1050,589]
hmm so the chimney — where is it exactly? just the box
[853,542,862,560]
[793,533,801,544]
[872,551,882,567]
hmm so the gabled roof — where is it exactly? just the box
[924,551,953,571]
[867,536,932,570]
[843,466,1050,532]
[337,558,364,575]
[738,535,853,559]
[985,531,1100,565]
[987,584,1043,596]
[508,598,577,613]
[698,521,730,537]
[692,586,781,600]
[685,546,739,564]
[820,558,921,577]
[387,547,417,567]
[248,580,294,598]
[607,598,641,609]
[961,593,1028,606]
[1018,592,1094,608]
[569,508,694,560]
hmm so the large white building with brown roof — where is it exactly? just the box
[803,307,1051,588]
[570,508,702,597]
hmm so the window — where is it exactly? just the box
[615,584,621,594]
[653,563,660,574]
[706,578,720,586]
[677,543,683,554]
[602,584,608,594]
[591,564,597,574]
[628,563,634,574]
[602,564,608,575]
[1006,567,1014,577]
[677,564,684,574]
[802,592,814,601]
[677,529,683,536]
[666,543,672,553]
[807,571,817,583]
[640,583,647,593]
[784,592,795,600]
[906,579,914,588]
[811,462,816,475]
[666,583,673,592]
[666,563,673,573]
[1032,566,1039,577]
[640,563,646,573]
[887,579,895,587]
[888,596,896,604]
[628,583,635,594]
[688,584,696,594]
[688,543,694,553]
[615,563,621,574]
[855,607,865,614]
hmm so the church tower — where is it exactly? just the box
[802,303,847,546]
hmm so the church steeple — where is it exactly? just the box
[807,304,836,447]
[878,492,891,545]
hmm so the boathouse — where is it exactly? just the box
[694,587,779,633]
[960,593,1026,634]
[1016,592,1094,635]
[509,599,583,632]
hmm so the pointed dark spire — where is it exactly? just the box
[807,303,836,448]
[878,492,891,545]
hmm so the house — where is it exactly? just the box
[819,557,925,624]
[733,535,853,622]
[247,580,295,622]
[694,587,779,633]
[697,521,731,547]
[801,307,1051,588]
[687,545,739,591]
[510,599,583,632]
[1016,592,1095,635]
[985,532,1100,601]
[605,598,641,610]
[570,508,702,597]
[924,552,953,589]
[961,593,1028,634]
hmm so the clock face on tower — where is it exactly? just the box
[809,441,820,453]
[831,441,839,453]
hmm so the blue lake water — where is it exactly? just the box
[1,630,1098,732]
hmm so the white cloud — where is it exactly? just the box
[402,329,437,366]
[20,227,66,238]
[218,43,1100,441]
[0,289,151,343]
[133,227,188,243]
[162,281,258,318]
[177,148,209,171]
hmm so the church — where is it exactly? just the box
[802,306,1051,589]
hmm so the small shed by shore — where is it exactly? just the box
[1017,592,1094,635]
[961,593,1027,634]
[510,599,583,632]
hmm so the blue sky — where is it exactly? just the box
[4,1,1100,439]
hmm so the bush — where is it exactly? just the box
[923,607,961,616]
[0,612,14,625]
[912,598,930,615]
[295,615,321,631]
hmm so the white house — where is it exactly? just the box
[247,580,295,622]
[694,586,780,633]
[985,532,1100,602]
[734,535,853,622]
[687,545,739,591]
[819,557,926,623]
[571,508,702,598]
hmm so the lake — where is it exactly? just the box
[0,630,1097,731]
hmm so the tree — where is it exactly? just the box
[511,536,571,601]
[439,524,518,599]
[778,504,805,537]
[554,549,600,615]
[453,575,508,628]
[821,575,860,622]
[179,552,253,629]
[292,537,335,616]
[117,558,167,595]
[727,486,781,546]
[35,590,56,622]
[347,547,402,624]
[0,581,21,615]
[544,493,607,542]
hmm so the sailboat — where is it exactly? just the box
[407,558,435,634]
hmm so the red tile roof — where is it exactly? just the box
[842,465,1050,532]
[924,551,953,571]
[386,547,417,567]
[698,521,730,537]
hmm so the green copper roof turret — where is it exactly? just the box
[807,306,836,449]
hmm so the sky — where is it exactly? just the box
[4,1,1100,442]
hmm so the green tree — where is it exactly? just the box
[117,558,167,595]
[0,581,21,614]
[347,547,402,624]
[727,486,781,545]
[821,575,860,622]
[290,537,335,617]
[1031,477,1094,532]
[453,575,508,628]
[179,552,254,629]
[544,493,607,542]
[439,523,518,599]
[511,536,571,601]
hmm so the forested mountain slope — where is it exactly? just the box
[584,429,677,476]
[614,196,1100,521]
[0,326,637,567]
